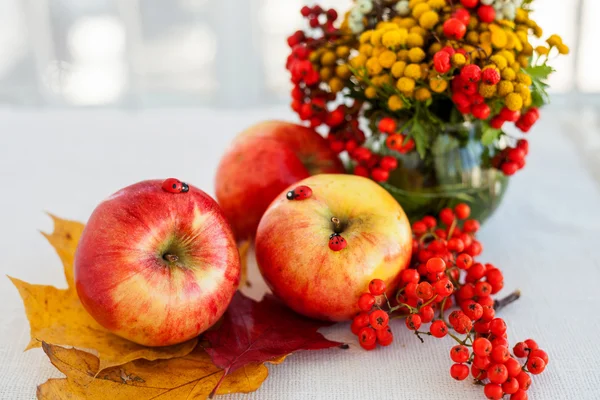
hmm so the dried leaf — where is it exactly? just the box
[9,215,197,371]
[204,292,343,396]
[37,342,272,400]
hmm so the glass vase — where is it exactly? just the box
[381,122,509,224]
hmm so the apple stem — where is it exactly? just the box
[331,217,342,233]
[163,253,179,263]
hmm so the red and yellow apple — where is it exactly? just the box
[255,174,413,321]
[215,121,344,240]
[75,180,240,346]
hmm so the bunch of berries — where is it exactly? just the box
[351,203,549,399]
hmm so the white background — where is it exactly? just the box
[1,106,599,399]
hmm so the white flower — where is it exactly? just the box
[495,10,505,20]
[356,0,373,14]
[395,0,410,17]
[349,18,365,33]
[502,3,516,20]
[480,0,495,5]
[349,7,364,22]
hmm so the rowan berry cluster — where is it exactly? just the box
[351,203,548,399]
[286,0,568,184]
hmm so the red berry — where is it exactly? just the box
[513,342,529,358]
[508,148,526,162]
[456,253,473,270]
[475,281,492,297]
[484,383,503,400]
[419,305,435,323]
[505,357,522,378]
[488,363,509,384]
[490,116,505,129]
[368,279,386,296]
[472,364,488,380]
[526,356,546,374]
[522,109,539,126]
[453,8,471,25]
[426,257,446,273]
[328,233,347,251]
[450,345,470,363]
[354,165,369,177]
[376,326,394,346]
[358,293,375,311]
[326,8,338,21]
[517,139,529,155]
[358,326,377,349]
[502,162,519,175]
[379,156,398,171]
[405,282,418,298]
[405,314,422,330]
[401,269,420,284]
[454,203,471,219]
[450,363,470,380]
[516,371,531,391]
[430,320,448,338]
[530,348,549,365]
[491,345,510,363]
[474,354,491,370]
[472,103,491,119]
[443,18,467,40]
[433,51,451,73]
[524,339,539,351]
[490,318,507,336]
[371,168,389,182]
[502,376,520,395]
[162,178,188,193]
[483,68,501,85]
[416,282,434,300]
[460,64,482,83]
[447,238,465,252]
[464,301,484,320]
[369,309,389,330]
[350,312,370,335]
[466,240,483,256]
[478,5,496,23]
[461,0,479,7]
[511,389,529,400]
[491,337,509,348]
[378,117,397,134]
[300,6,311,16]
[452,91,470,108]
[473,337,493,357]
[434,278,454,297]
[439,207,455,225]
[500,107,521,122]
[422,216,437,228]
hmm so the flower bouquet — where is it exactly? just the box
[286,0,568,222]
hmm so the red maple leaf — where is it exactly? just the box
[204,292,343,396]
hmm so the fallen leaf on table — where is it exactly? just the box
[9,215,197,371]
[204,292,343,397]
[37,342,274,400]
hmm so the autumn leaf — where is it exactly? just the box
[9,214,197,371]
[36,342,277,400]
[204,292,343,397]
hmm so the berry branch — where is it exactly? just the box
[351,203,548,400]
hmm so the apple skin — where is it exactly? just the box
[255,174,413,321]
[215,121,344,240]
[74,180,240,347]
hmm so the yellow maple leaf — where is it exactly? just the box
[37,342,282,400]
[238,239,251,287]
[9,214,197,371]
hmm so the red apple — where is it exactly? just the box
[75,179,240,346]
[215,121,344,240]
[255,174,412,321]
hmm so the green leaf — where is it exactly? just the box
[481,126,501,146]
[524,65,554,80]
[410,119,428,159]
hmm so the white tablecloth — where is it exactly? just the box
[1,106,599,400]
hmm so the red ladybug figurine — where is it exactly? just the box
[162,178,189,193]
[329,233,347,251]
[286,185,312,200]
